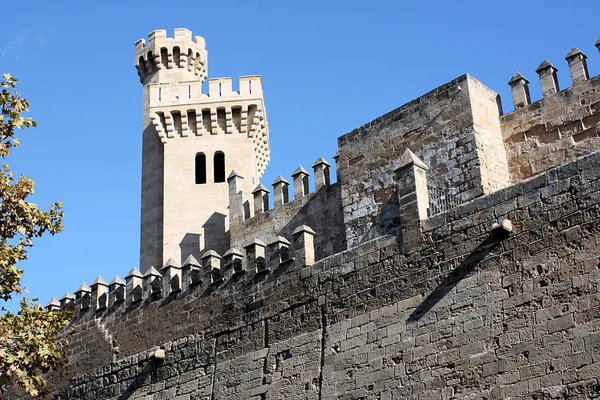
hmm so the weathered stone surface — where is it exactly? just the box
[501,75,600,183]
[36,30,600,400]
[46,148,600,399]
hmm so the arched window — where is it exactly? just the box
[214,152,225,183]
[147,51,155,70]
[160,47,169,68]
[187,49,194,70]
[173,46,181,67]
[195,153,206,184]
[138,56,147,77]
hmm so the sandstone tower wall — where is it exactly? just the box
[136,29,269,270]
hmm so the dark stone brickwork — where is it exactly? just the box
[229,182,347,262]
[45,150,600,399]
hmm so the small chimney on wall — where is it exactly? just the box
[535,60,559,98]
[272,176,290,206]
[565,47,589,83]
[252,184,270,214]
[312,157,331,190]
[291,166,310,200]
[508,72,531,109]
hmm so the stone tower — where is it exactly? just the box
[135,28,269,271]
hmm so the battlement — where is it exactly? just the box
[236,156,333,219]
[146,75,266,107]
[505,45,597,112]
[501,39,600,183]
[46,226,317,315]
[135,28,208,84]
[227,156,346,263]
[205,76,263,99]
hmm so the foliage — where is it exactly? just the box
[0,300,73,397]
[0,74,72,398]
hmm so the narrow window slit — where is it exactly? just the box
[187,110,197,135]
[195,153,206,184]
[217,108,226,133]
[214,152,225,183]
[173,46,181,67]
[202,109,212,134]
[160,47,168,68]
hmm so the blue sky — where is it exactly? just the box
[1,0,599,309]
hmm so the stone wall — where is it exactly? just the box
[47,150,600,399]
[229,182,346,262]
[336,74,509,248]
[468,77,510,193]
[501,74,600,183]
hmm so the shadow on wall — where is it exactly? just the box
[203,212,228,252]
[179,233,202,265]
[408,228,510,322]
[178,212,228,265]
[140,122,165,271]
[243,200,251,220]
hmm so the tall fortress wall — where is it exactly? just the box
[38,30,600,399]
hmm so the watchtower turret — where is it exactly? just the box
[136,28,270,271]
[135,28,208,86]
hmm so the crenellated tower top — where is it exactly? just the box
[133,29,269,176]
[135,28,208,84]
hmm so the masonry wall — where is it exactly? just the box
[47,150,600,399]
[139,114,165,272]
[501,75,600,183]
[229,182,347,261]
[162,131,259,264]
[468,77,510,193]
[337,74,508,248]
